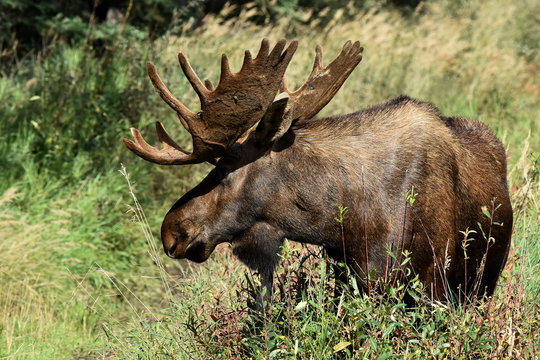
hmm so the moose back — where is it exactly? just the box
[124,39,512,302]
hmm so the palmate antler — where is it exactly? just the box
[283,40,363,121]
[124,39,363,164]
[124,39,298,165]
[255,40,363,143]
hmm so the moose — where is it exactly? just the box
[124,39,512,304]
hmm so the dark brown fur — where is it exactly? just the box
[161,95,513,302]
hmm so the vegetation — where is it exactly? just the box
[0,0,538,358]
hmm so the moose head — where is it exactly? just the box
[124,39,512,305]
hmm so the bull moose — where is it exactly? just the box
[124,39,512,304]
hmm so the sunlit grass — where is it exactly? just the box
[0,188,94,359]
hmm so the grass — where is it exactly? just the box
[0,0,538,358]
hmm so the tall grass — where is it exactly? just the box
[0,0,538,358]
[0,187,94,358]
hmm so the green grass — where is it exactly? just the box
[0,0,539,358]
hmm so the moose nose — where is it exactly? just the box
[166,242,178,258]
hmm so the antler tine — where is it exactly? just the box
[275,39,298,73]
[123,122,203,165]
[268,39,287,63]
[146,62,196,128]
[240,50,253,72]
[255,38,270,61]
[281,40,363,121]
[177,50,211,99]
[219,54,233,86]
[204,79,214,91]
[216,39,296,88]
[312,45,323,72]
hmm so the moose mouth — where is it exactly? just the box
[183,232,227,263]
[184,239,210,263]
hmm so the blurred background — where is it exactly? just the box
[0,0,538,358]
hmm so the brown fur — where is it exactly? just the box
[160,95,512,302]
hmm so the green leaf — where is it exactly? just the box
[383,322,397,337]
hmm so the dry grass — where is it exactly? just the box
[0,188,86,358]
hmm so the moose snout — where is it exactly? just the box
[161,216,184,258]
[161,214,199,258]
[161,229,181,258]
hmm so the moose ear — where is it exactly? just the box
[254,92,294,146]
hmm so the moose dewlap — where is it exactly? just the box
[124,39,512,303]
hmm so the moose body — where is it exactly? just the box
[125,39,512,303]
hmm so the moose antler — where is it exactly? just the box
[254,41,363,144]
[282,40,363,122]
[124,39,298,165]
